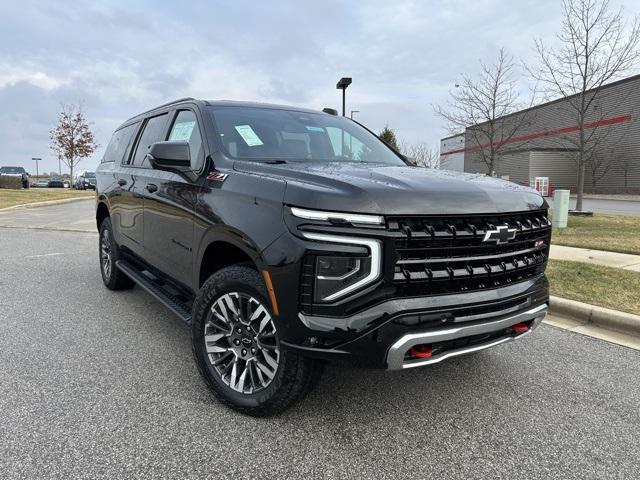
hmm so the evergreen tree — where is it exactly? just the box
[378,126,399,151]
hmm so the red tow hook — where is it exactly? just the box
[511,323,529,334]
[409,345,433,359]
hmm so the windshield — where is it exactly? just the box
[208,106,405,165]
[84,172,96,178]
[0,166,26,174]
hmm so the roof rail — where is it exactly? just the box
[136,97,196,117]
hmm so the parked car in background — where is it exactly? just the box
[0,166,30,188]
[75,171,96,190]
[32,179,49,188]
[47,176,65,188]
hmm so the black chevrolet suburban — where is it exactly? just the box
[96,98,550,416]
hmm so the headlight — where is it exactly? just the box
[302,232,382,302]
[315,256,371,302]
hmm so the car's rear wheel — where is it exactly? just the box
[192,265,322,416]
[99,217,134,291]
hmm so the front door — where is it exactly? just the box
[142,109,205,288]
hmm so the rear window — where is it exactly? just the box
[102,123,139,164]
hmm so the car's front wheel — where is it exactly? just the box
[192,265,322,416]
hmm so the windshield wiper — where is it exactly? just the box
[263,160,288,164]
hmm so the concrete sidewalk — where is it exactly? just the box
[549,244,640,272]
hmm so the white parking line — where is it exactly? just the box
[25,252,65,259]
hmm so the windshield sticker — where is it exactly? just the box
[169,121,195,141]
[235,125,264,146]
[305,125,325,133]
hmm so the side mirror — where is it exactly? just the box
[148,141,191,172]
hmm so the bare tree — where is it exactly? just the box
[400,140,440,168]
[434,48,533,176]
[50,104,98,185]
[587,148,615,188]
[621,158,634,188]
[528,0,640,209]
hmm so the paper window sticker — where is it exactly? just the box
[169,121,196,141]
[305,125,325,132]
[234,125,264,146]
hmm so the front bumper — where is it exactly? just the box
[279,276,549,369]
[386,303,547,370]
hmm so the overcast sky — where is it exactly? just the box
[0,0,637,174]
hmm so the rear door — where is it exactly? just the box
[100,122,140,249]
[142,108,206,288]
[118,113,170,259]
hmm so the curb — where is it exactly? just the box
[0,196,94,212]
[549,295,640,336]
[569,194,640,202]
[0,225,97,234]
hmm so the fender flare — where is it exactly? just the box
[193,225,269,287]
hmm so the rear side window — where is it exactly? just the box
[168,110,205,171]
[130,114,169,167]
[102,123,138,163]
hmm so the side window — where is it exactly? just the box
[168,110,204,170]
[130,114,169,167]
[102,123,138,163]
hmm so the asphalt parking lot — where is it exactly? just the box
[0,199,96,232]
[1,204,640,479]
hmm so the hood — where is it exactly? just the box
[233,161,545,215]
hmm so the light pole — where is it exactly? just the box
[350,110,360,120]
[336,77,352,117]
[32,157,42,178]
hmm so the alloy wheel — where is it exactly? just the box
[100,229,112,279]
[204,292,280,394]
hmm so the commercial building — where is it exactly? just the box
[439,133,465,171]
[439,74,640,194]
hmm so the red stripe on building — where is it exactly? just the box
[440,114,633,156]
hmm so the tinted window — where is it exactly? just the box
[102,123,138,163]
[208,106,404,165]
[168,110,204,170]
[131,114,169,167]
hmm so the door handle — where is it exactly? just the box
[117,178,127,186]
[146,184,158,193]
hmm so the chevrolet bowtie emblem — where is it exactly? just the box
[483,225,517,244]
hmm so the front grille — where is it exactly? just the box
[388,210,551,297]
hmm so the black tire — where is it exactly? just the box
[192,265,322,417]
[99,217,135,291]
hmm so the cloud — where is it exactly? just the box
[0,0,636,173]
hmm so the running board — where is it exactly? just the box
[116,260,192,324]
